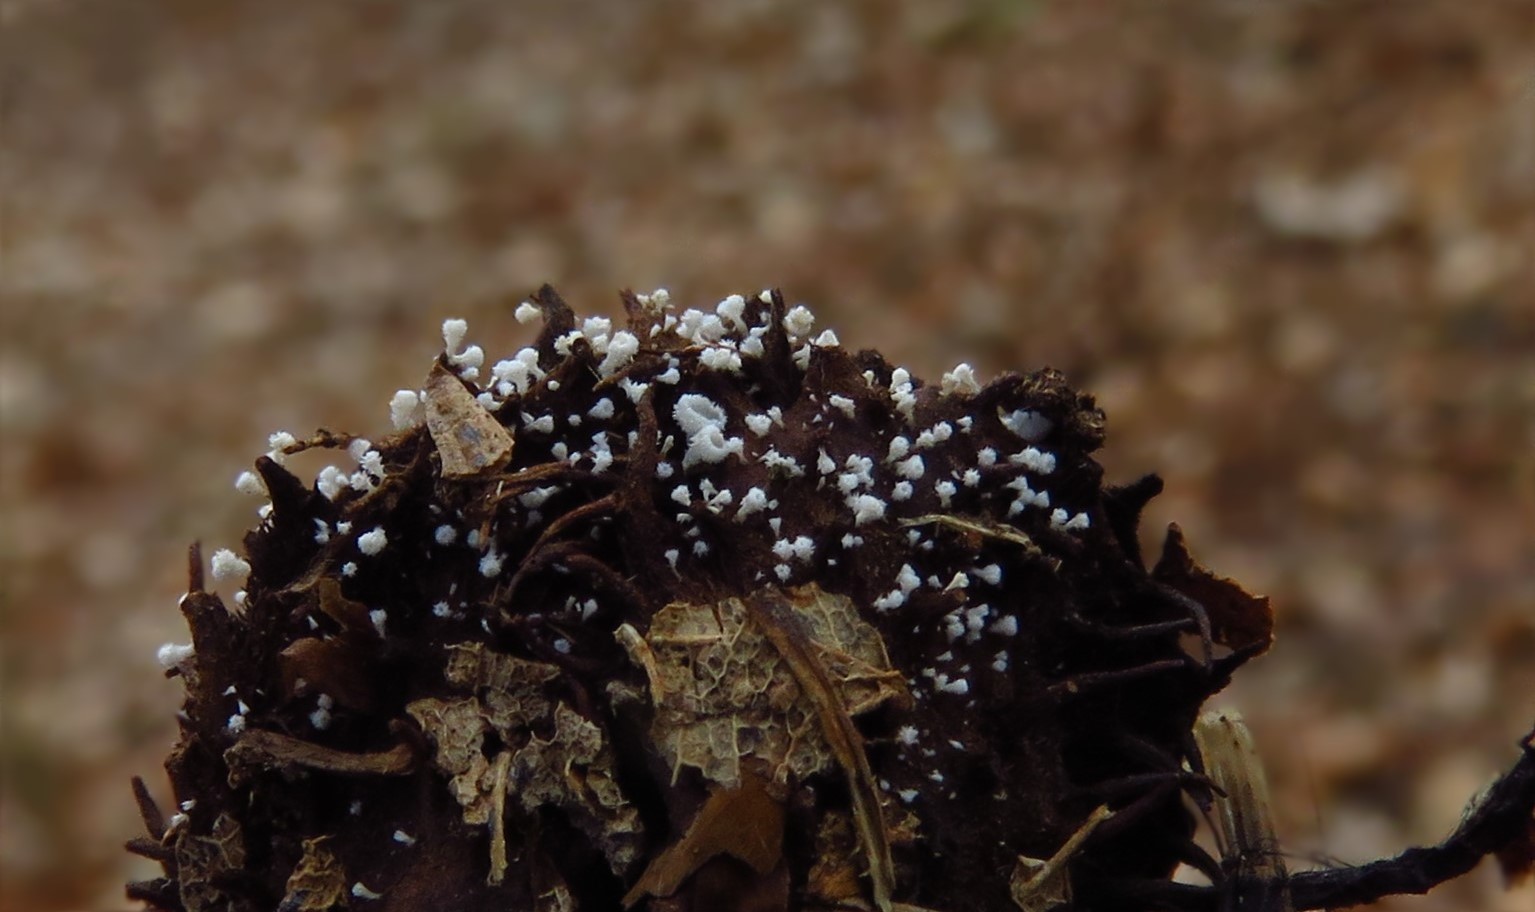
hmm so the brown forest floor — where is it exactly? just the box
[2,1,1533,909]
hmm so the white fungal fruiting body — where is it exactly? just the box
[479,550,505,578]
[389,389,425,430]
[210,549,251,581]
[848,494,886,526]
[441,318,469,354]
[1000,407,1053,442]
[894,455,925,480]
[735,487,768,521]
[514,301,540,324]
[782,305,815,338]
[356,527,388,556]
[266,431,297,465]
[940,363,982,397]
[434,524,457,546]
[1010,447,1057,474]
[157,642,195,670]
[673,393,744,471]
[234,471,266,496]
[598,331,640,377]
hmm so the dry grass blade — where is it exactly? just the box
[1194,710,1291,911]
[1009,804,1113,912]
[744,589,895,912]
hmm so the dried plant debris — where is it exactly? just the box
[133,285,1535,912]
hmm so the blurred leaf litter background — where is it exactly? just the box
[1,0,1533,909]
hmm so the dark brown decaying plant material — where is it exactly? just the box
[130,286,1534,912]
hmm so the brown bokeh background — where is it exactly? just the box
[2,1,1533,909]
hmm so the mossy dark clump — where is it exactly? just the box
[130,286,1274,912]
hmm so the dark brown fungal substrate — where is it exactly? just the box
[130,287,1534,912]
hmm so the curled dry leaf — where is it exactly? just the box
[1153,524,1274,655]
[424,360,514,477]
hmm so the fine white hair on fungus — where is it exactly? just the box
[210,549,251,581]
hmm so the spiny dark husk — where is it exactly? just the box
[131,286,1272,912]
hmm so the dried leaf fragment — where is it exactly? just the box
[623,771,785,907]
[176,813,252,912]
[407,643,642,881]
[279,837,349,911]
[622,585,904,790]
[424,360,514,477]
[1153,524,1273,655]
[509,702,645,873]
